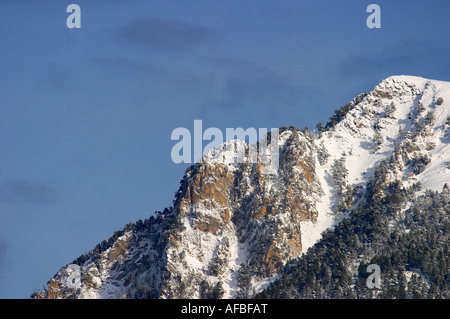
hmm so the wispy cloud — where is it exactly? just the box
[201,57,318,115]
[0,180,59,205]
[116,17,220,53]
[336,39,450,80]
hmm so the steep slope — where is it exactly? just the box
[32,75,450,299]
[303,76,450,251]
[259,75,450,298]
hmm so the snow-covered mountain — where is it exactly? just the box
[32,75,450,299]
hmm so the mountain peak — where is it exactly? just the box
[376,75,447,89]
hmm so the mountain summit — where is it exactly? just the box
[33,76,450,299]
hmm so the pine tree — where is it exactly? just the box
[397,271,407,299]
[386,102,396,118]
[317,142,330,165]
[316,122,325,134]
[332,157,348,197]
[374,130,383,150]
[424,110,435,126]
[397,126,403,139]
[236,264,252,298]
[199,280,210,299]
[417,102,425,114]
[442,184,450,205]
[211,281,224,299]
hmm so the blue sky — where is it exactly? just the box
[0,0,449,298]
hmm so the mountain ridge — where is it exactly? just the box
[32,75,450,299]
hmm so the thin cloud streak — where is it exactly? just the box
[116,17,221,53]
[336,39,450,81]
[0,180,59,205]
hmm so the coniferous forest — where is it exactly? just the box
[257,178,450,299]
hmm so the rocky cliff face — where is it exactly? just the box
[162,128,323,298]
[32,75,450,299]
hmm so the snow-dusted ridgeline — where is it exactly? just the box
[33,75,450,299]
